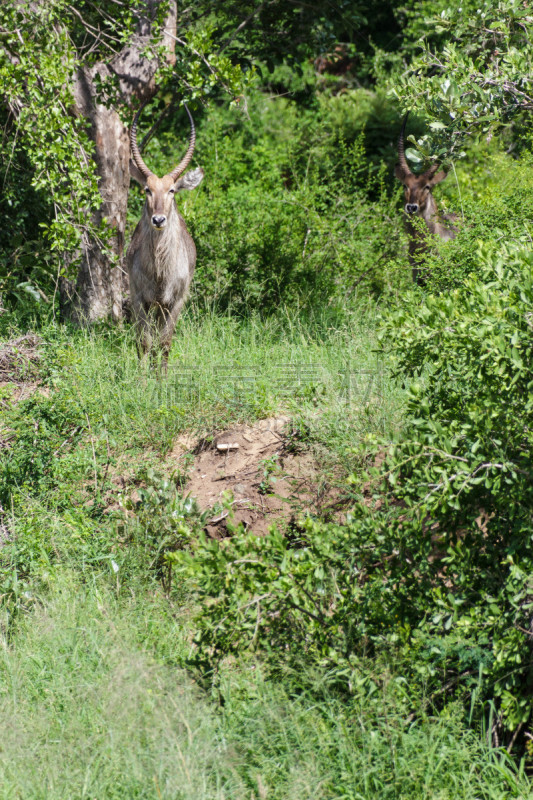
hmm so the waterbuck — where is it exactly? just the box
[395,113,457,284]
[126,102,204,368]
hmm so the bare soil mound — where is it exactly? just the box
[168,417,342,537]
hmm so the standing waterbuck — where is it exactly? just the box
[395,113,457,284]
[126,101,204,368]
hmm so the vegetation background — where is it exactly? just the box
[1,0,533,797]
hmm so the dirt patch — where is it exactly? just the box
[0,381,48,404]
[0,334,47,408]
[0,334,42,383]
[167,416,344,537]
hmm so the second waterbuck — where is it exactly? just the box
[126,101,204,369]
[395,113,457,285]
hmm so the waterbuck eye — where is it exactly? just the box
[169,188,175,194]
[144,187,152,195]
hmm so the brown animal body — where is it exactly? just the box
[126,102,204,368]
[395,113,457,284]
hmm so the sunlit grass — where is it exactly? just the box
[0,304,401,594]
[1,308,528,800]
[52,303,401,464]
[0,578,530,800]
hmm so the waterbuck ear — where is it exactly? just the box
[394,164,408,183]
[129,159,147,186]
[174,167,204,192]
[427,169,447,186]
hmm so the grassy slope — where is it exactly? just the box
[2,305,396,548]
[0,309,531,798]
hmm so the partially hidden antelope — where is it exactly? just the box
[126,101,204,369]
[395,113,457,284]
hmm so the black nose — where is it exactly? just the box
[152,214,166,228]
[406,204,418,214]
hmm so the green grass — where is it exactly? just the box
[0,575,530,800]
[0,575,230,799]
[219,672,531,800]
[60,303,398,454]
[1,304,400,584]
[2,304,400,518]
[0,307,531,799]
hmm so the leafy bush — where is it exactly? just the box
[118,471,209,589]
[390,0,533,159]
[0,391,87,507]
[418,151,533,290]
[166,241,533,745]
[136,90,408,313]
[376,242,533,734]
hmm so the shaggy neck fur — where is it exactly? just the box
[408,193,442,240]
[420,193,438,225]
[145,203,181,279]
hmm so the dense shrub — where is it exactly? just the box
[134,95,533,312]
[134,90,408,313]
[168,242,533,743]
[7,81,532,315]
[419,151,533,290]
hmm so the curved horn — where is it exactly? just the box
[130,101,153,180]
[426,162,441,177]
[170,104,196,183]
[397,111,411,176]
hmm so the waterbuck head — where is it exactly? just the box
[395,112,447,217]
[129,102,204,231]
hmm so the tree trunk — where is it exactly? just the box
[61,1,177,324]
[60,99,130,323]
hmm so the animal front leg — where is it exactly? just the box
[132,301,154,360]
[157,299,186,374]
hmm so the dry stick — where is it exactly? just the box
[209,511,229,524]
[52,426,83,457]
[301,227,311,260]
[507,721,524,754]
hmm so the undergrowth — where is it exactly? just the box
[2,139,533,796]
[0,575,528,800]
[0,304,395,614]
[2,300,531,795]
